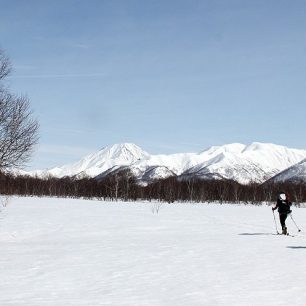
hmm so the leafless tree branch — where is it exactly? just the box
[0,50,39,169]
[0,49,11,81]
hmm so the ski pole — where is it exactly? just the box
[289,213,301,232]
[272,209,279,234]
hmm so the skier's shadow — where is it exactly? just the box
[239,233,276,236]
[287,246,306,249]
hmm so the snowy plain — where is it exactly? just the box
[1,196,306,306]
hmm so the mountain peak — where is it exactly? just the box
[98,143,150,161]
[242,142,292,152]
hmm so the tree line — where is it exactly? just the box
[0,170,305,204]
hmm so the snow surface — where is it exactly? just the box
[1,197,306,305]
[28,142,306,184]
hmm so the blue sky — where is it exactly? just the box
[1,0,306,170]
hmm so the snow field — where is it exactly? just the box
[0,197,306,306]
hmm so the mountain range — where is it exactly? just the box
[29,142,306,185]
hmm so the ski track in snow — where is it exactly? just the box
[0,197,306,306]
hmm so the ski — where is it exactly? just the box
[276,233,295,237]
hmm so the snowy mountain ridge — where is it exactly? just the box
[29,142,306,184]
[268,158,306,184]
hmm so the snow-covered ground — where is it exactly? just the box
[1,197,306,306]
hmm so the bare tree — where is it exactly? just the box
[0,50,11,81]
[0,50,39,169]
[151,202,163,214]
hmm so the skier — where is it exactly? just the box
[272,192,292,235]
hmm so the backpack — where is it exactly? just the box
[277,199,291,214]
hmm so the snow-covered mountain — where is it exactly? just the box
[29,142,306,185]
[179,142,306,184]
[268,158,306,184]
[31,143,150,178]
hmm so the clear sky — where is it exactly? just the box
[1,0,306,170]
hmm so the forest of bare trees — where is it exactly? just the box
[0,170,305,204]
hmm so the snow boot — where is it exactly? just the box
[282,227,287,235]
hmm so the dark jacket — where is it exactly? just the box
[274,199,292,214]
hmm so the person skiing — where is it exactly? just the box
[272,192,292,235]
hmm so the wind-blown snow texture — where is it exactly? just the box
[1,197,306,306]
[31,142,306,184]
